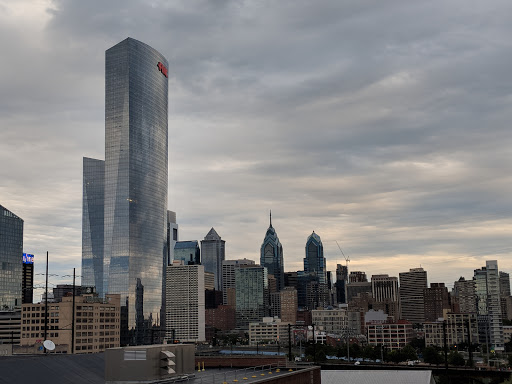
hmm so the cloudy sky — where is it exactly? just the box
[2,0,512,297]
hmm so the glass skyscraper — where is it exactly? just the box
[304,231,326,284]
[200,228,225,291]
[260,212,284,291]
[0,205,23,310]
[82,38,169,344]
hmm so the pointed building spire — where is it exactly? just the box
[269,210,272,228]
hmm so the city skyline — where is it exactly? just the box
[2,1,512,293]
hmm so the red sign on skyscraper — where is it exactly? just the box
[157,62,168,78]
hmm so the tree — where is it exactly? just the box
[316,350,327,362]
[409,337,425,350]
[423,346,443,365]
[448,351,465,366]
[402,345,418,361]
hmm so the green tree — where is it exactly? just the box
[316,350,327,362]
[409,337,425,350]
[349,343,362,358]
[423,346,443,365]
[402,345,418,361]
[448,351,465,366]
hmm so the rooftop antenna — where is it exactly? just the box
[269,210,272,228]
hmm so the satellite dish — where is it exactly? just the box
[43,340,55,351]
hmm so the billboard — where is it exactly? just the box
[22,253,34,264]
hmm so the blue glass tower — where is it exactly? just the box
[304,231,326,284]
[260,212,284,291]
[0,205,23,309]
[82,38,168,344]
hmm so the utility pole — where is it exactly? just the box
[71,268,76,354]
[443,320,448,371]
[465,320,473,368]
[312,324,316,362]
[43,251,49,352]
[288,324,292,361]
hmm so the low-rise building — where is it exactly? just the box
[366,320,414,350]
[20,294,120,354]
[424,312,478,348]
[248,317,291,345]
[0,310,21,349]
[311,308,348,334]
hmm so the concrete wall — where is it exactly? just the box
[105,344,194,383]
[197,355,287,368]
[256,367,321,384]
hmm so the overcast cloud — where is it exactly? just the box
[1,0,512,298]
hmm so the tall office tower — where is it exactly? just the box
[221,259,255,305]
[370,274,399,319]
[452,277,477,313]
[270,291,281,318]
[424,283,451,322]
[166,211,178,265]
[166,264,205,342]
[500,272,510,297]
[235,265,268,327]
[499,272,511,321]
[22,253,34,304]
[260,213,285,291]
[174,241,200,265]
[474,260,504,351]
[346,281,372,303]
[82,38,169,344]
[284,271,298,289]
[81,157,105,294]
[280,287,298,323]
[0,205,23,309]
[399,267,428,324]
[349,271,368,283]
[304,231,326,284]
[335,264,348,304]
[371,274,398,302]
[201,228,225,291]
[162,210,177,336]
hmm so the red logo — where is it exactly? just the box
[157,62,168,78]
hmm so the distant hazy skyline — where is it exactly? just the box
[2,1,512,298]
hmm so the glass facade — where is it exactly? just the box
[82,38,168,343]
[235,266,268,327]
[200,228,225,290]
[82,157,105,295]
[304,231,326,284]
[174,241,200,265]
[260,213,284,291]
[0,205,23,309]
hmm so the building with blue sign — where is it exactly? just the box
[22,253,34,304]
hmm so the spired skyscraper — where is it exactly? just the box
[82,38,169,344]
[260,212,284,292]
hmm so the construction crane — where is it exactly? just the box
[335,240,350,267]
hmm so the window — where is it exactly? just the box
[124,350,147,360]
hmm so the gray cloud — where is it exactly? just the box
[1,0,512,296]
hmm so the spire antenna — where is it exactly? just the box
[270,210,272,228]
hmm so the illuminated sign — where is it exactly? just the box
[23,253,34,264]
[157,62,168,78]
